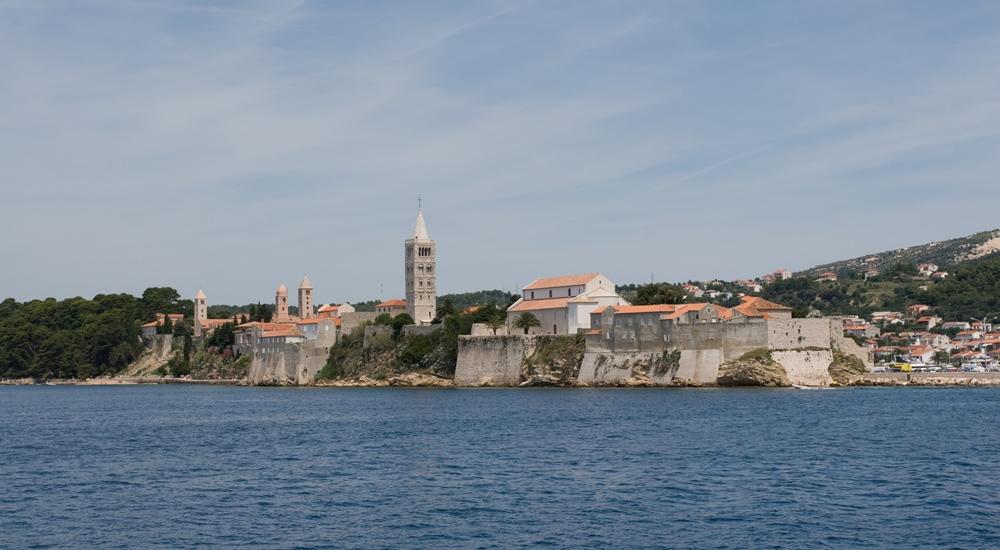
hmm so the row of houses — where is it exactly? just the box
[502,271,793,338]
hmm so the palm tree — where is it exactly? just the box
[513,312,541,335]
[485,313,506,335]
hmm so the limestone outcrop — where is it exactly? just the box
[716,349,791,387]
[828,351,868,385]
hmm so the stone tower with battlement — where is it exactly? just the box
[275,283,290,321]
[405,207,436,324]
[194,289,208,337]
[298,276,314,319]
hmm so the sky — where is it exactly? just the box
[2,0,1000,305]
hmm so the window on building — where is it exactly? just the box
[549,290,553,298]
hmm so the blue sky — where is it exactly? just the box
[2,0,1000,305]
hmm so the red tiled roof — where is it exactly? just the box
[659,303,715,321]
[143,313,185,328]
[377,299,407,308]
[508,297,571,312]
[733,296,791,319]
[296,318,323,325]
[523,273,599,290]
[262,326,302,338]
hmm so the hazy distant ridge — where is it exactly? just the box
[800,229,1000,277]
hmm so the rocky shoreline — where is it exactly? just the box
[5,372,1000,388]
[853,373,1000,387]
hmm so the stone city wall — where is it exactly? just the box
[247,341,331,385]
[415,319,873,388]
[454,335,538,386]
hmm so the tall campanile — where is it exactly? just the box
[405,204,437,324]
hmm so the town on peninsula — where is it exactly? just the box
[2,209,1000,389]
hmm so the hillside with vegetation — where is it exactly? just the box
[759,254,1000,320]
[799,228,1000,279]
[317,304,509,382]
[0,288,190,380]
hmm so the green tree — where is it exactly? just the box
[159,314,173,335]
[392,313,415,334]
[374,313,393,326]
[206,322,236,348]
[485,313,506,335]
[632,283,686,305]
[182,334,193,366]
[513,312,541,334]
[140,287,181,318]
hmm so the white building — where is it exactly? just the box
[506,272,629,335]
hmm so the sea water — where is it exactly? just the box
[1,385,998,549]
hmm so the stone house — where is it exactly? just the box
[376,299,407,317]
[731,296,793,320]
[141,313,185,340]
[589,303,733,352]
[317,303,355,319]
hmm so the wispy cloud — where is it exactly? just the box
[2,0,1000,302]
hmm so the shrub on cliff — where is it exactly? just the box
[716,349,790,387]
[828,351,867,385]
[522,334,585,384]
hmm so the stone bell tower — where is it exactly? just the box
[275,283,290,322]
[405,204,437,324]
[194,289,207,337]
[298,276,314,319]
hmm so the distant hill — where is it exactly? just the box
[799,228,1000,277]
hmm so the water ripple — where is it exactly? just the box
[0,386,998,549]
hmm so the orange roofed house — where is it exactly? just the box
[590,303,733,349]
[376,299,408,317]
[141,313,186,340]
[730,296,794,321]
[587,297,795,353]
[506,273,629,335]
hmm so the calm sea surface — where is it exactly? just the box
[1,386,998,549]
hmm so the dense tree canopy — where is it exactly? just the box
[926,255,1000,321]
[627,283,686,305]
[0,288,186,380]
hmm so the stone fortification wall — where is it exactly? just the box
[247,341,330,385]
[578,351,687,386]
[454,335,537,386]
[363,325,393,350]
[667,322,767,360]
[772,350,834,386]
[674,349,725,384]
[401,325,440,338]
[341,312,377,335]
[829,324,874,370]
[471,323,513,336]
[582,319,855,387]
[766,319,834,349]
[455,319,870,387]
